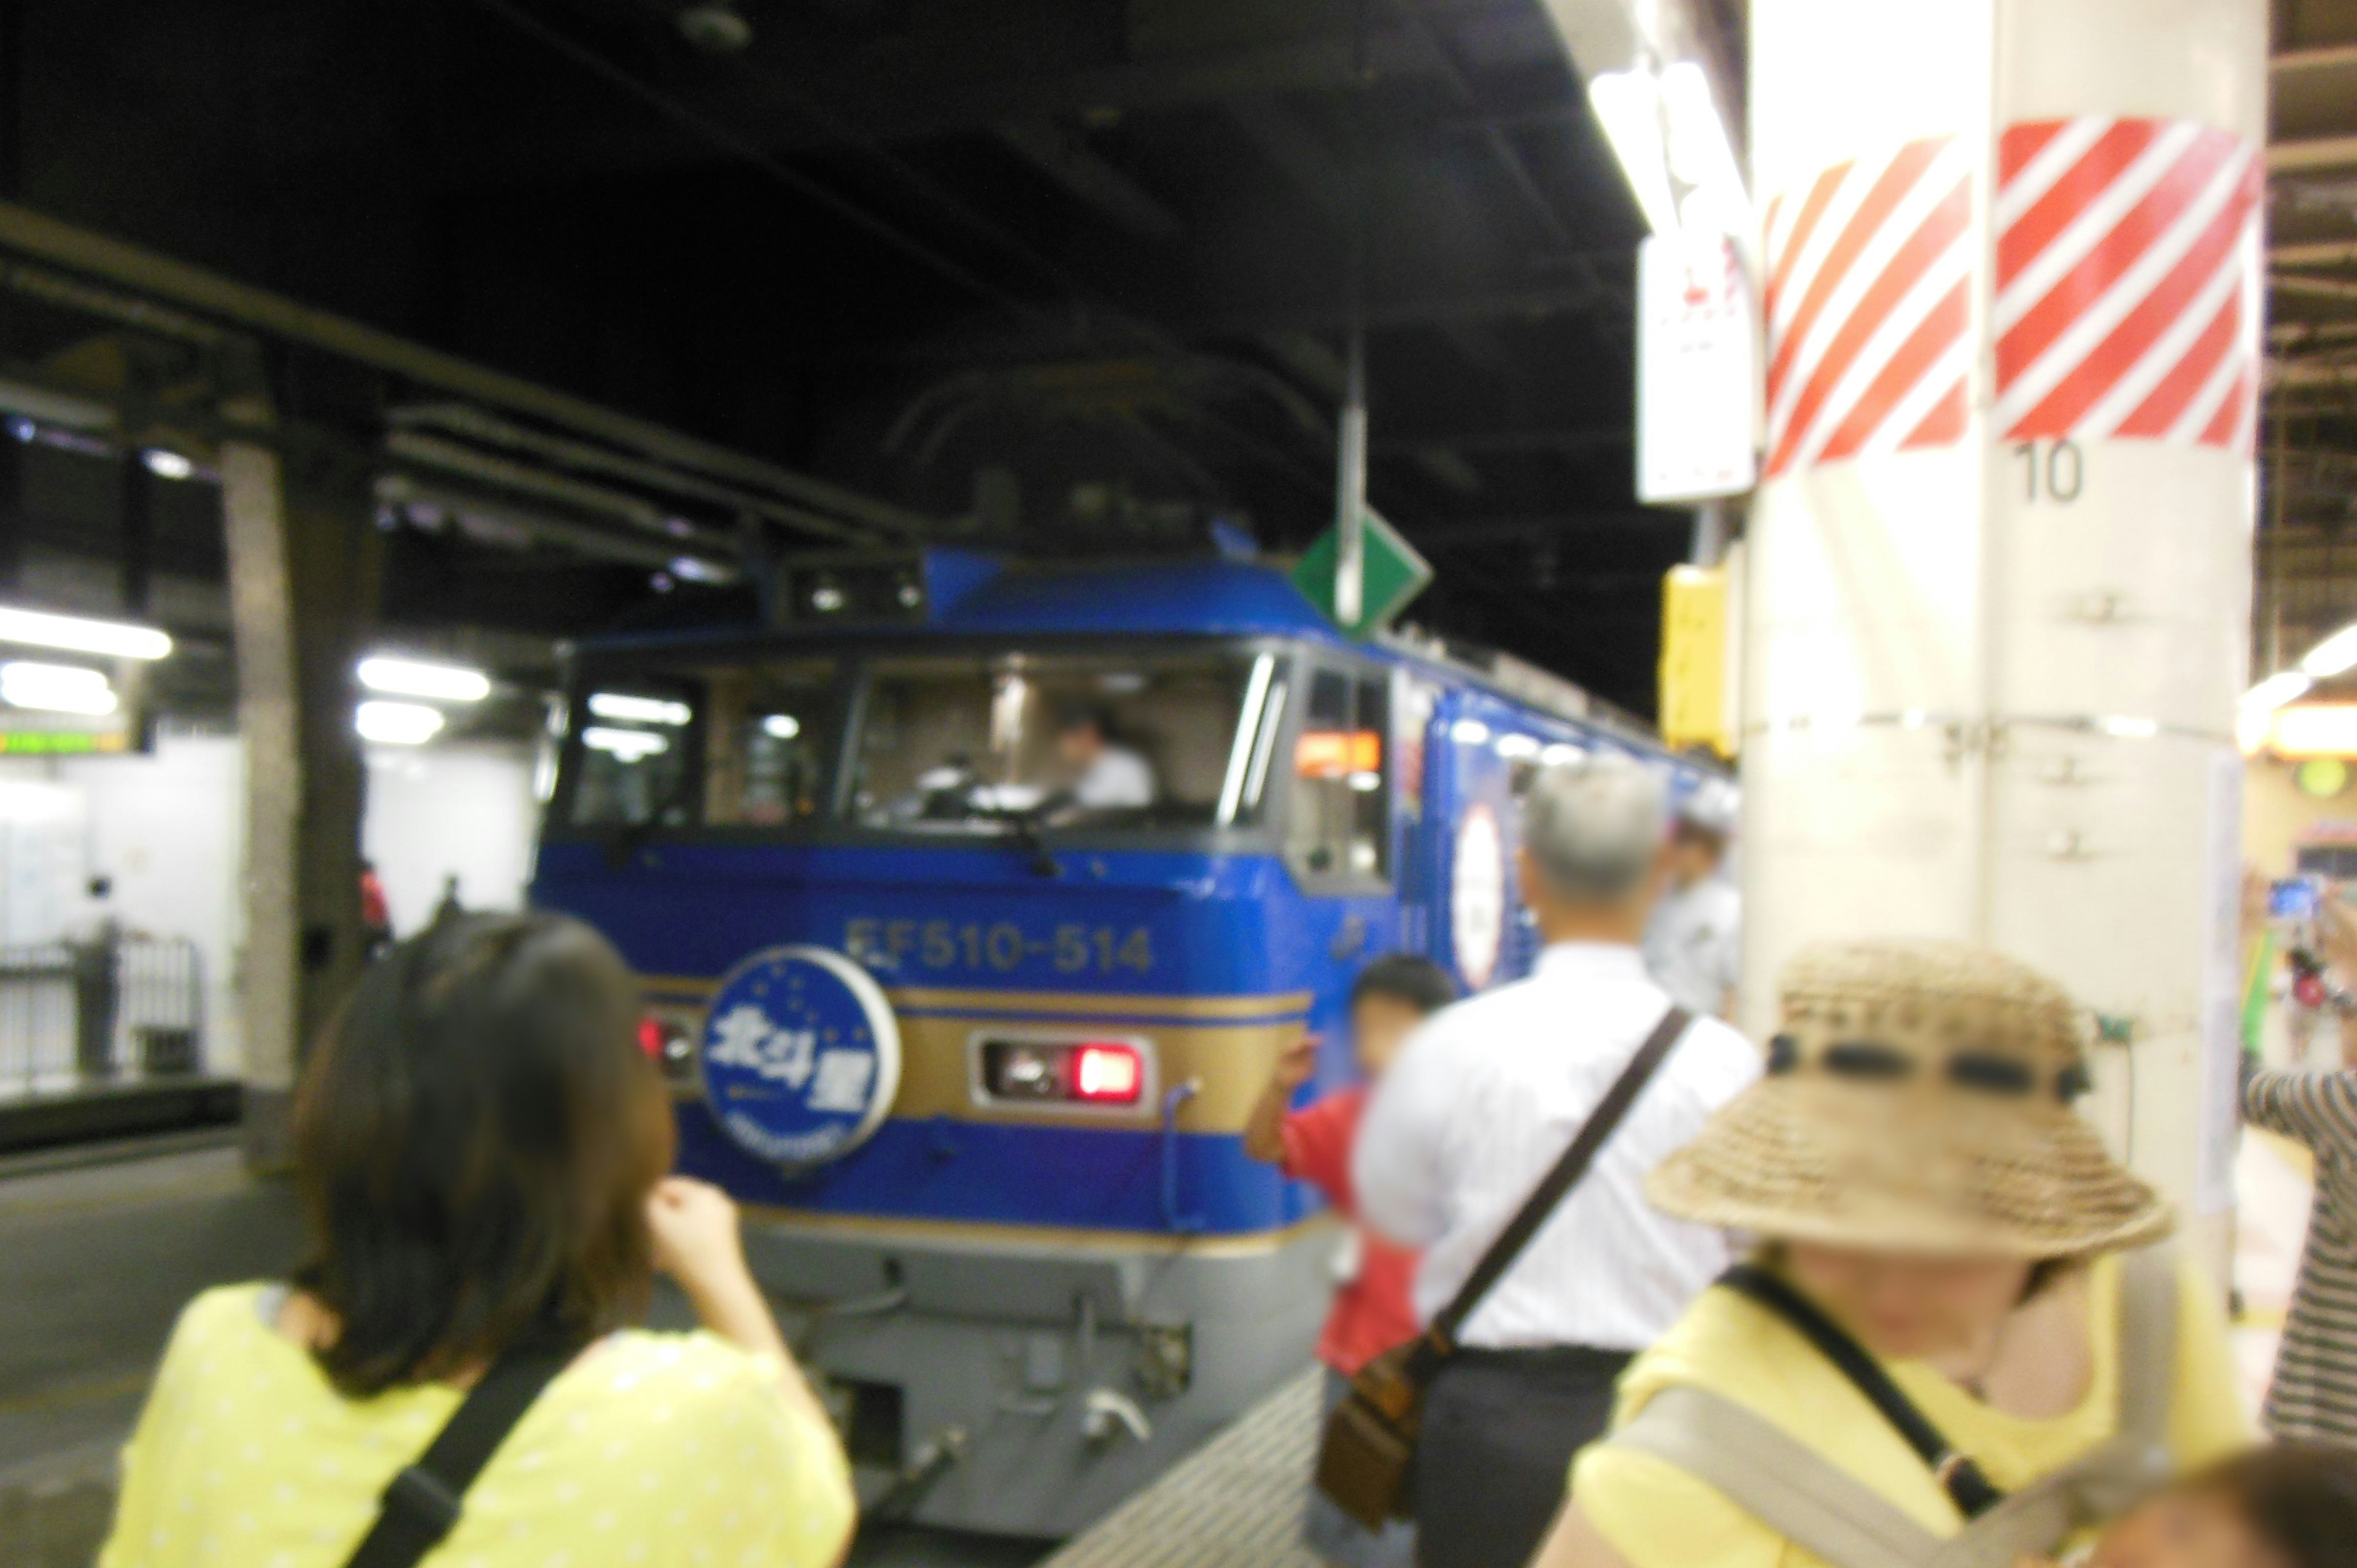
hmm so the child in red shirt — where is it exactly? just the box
[1245,954,1457,1568]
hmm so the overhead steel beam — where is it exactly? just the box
[994,120,1186,241]
[455,17,1494,184]
[2270,137,2357,173]
[0,199,934,541]
[373,471,692,574]
[1397,509,1686,543]
[1371,425,1629,457]
[2274,241,2357,268]
[389,403,877,546]
[1209,274,1628,336]
[2274,274,2357,301]
[1411,448,1485,493]
[2273,44,2357,74]
[2271,320,2357,345]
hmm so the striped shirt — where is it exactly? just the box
[2247,1066,2357,1444]
[1353,943,1760,1352]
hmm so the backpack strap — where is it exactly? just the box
[1609,1386,1948,1568]
[342,1340,578,1568]
[2111,1245,2178,1456]
[1921,1246,2186,1567]
[1604,1248,2187,1568]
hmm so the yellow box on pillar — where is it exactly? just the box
[1660,562,1733,759]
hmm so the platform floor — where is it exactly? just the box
[1039,1366,1323,1568]
[0,1117,2328,1568]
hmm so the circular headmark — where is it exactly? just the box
[699,945,902,1168]
[1452,804,1505,991]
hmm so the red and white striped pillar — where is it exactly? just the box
[1741,0,2268,1269]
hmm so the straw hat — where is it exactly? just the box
[1647,940,2173,1258]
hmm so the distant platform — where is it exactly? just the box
[0,1075,240,1156]
[1041,1366,1322,1568]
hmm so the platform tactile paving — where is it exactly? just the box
[1040,1365,1325,1568]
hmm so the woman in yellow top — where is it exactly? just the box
[1540,940,2250,1568]
[99,913,856,1568]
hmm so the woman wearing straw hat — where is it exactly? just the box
[1534,940,2251,1568]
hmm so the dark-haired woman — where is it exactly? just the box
[99,913,854,1568]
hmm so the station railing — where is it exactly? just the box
[0,935,207,1101]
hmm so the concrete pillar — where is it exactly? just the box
[1743,0,2267,1273]
[220,438,381,1170]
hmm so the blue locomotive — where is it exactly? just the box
[530,551,1716,1535]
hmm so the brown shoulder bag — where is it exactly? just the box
[1312,1005,1693,1527]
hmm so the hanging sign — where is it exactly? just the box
[1639,230,1761,501]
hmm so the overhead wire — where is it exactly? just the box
[460,0,1067,336]
[460,0,1334,495]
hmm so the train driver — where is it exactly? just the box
[1055,703,1158,811]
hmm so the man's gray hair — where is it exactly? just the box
[1522,752,1666,904]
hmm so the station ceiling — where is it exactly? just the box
[2,2,2344,714]
[0,0,1713,713]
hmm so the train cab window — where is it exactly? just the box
[1287,669,1390,884]
[564,658,841,832]
[702,662,842,827]
[848,649,1269,833]
[569,682,699,830]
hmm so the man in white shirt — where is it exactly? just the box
[1353,754,1759,1568]
[1641,779,1742,1019]
[1055,705,1156,811]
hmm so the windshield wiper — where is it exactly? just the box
[1010,808,1063,878]
[604,770,697,870]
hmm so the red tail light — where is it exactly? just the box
[977,1038,1152,1108]
[1073,1044,1143,1103]
[638,1017,666,1059]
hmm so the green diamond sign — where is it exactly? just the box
[1291,508,1433,638]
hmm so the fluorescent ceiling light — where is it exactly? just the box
[355,700,445,746]
[2304,624,2357,678]
[358,655,491,704]
[0,660,115,716]
[2244,670,2315,711]
[1587,69,1681,237]
[761,713,801,740]
[140,449,195,481]
[584,725,668,761]
[0,606,170,661]
[0,379,115,432]
[1659,62,1750,230]
[588,692,691,726]
[1540,742,1584,767]
[2270,705,2357,759]
[2238,705,2274,756]
[2098,715,2159,739]
[1450,719,1492,746]
[1495,733,1541,760]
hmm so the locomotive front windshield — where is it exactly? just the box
[562,646,1288,837]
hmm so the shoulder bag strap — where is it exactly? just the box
[2112,1245,2178,1448]
[2002,1245,2181,1532]
[343,1340,579,1568]
[1424,1004,1693,1353]
[1720,1265,2006,1520]
[1611,1385,1948,1568]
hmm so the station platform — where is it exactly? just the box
[0,1111,2323,1568]
[1040,1367,1322,1568]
